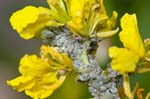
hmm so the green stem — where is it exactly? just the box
[80,49,89,64]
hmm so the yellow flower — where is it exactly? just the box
[10,1,70,40]
[10,6,55,40]
[109,13,145,74]
[7,45,73,99]
[67,0,118,37]
[40,45,73,71]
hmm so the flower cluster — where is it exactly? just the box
[7,45,73,99]
[109,13,150,99]
[10,0,118,40]
[7,0,150,99]
[109,13,145,74]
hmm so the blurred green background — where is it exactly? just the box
[0,0,149,99]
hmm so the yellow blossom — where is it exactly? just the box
[10,1,70,40]
[10,6,56,40]
[67,0,118,38]
[7,45,73,99]
[109,13,145,74]
[40,45,73,71]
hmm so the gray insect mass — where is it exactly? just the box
[42,26,121,99]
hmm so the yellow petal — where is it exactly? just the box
[10,6,52,39]
[19,54,51,77]
[109,46,139,74]
[10,6,39,33]
[25,72,61,99]
[119,13,145,57]
[7,64,65,99]
[67,0,85,36]
[7,76,35,92]
[70,0,85,20]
